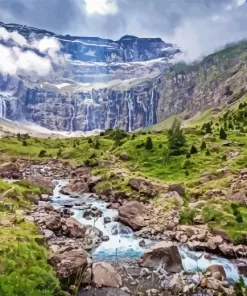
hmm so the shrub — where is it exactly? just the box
[179,207,196,225]
[220,127,227,140]
[22,140,27,146]
[38,150,47,157]
[57,149,62,157]
[145,137,153,150]
[186,153,191,159]
[205,149,211,156]
[200,141,206,150]
[190,144,198,154]
[88,138,93,144]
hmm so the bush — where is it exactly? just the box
[200,141,206,150]
[205,149,211,156]
[190,144,198,154]
[88,138,93,144]
[202,205,223,223]
[38,150,47,157]
[145,137,153,150]
[220,127,227,140]
[22,140,27,146]
[57,149,62,157]
[179,207,196,225]
[186,153,191,159]
[94,181,112,194]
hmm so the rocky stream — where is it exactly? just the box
[3,160,247,295]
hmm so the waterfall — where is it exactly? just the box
[0,97,6,119]
[86,104,90,131]
[126,93,133,132]
[70,97,77,132]
[149,88,155,126]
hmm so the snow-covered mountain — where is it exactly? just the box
[0,21,182,132]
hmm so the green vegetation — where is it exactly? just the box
[0,180,61,296]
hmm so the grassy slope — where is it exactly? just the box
[1,95,247,244]
[0,180,60,296]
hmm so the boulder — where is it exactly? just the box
[128,178,157,196]
[211,228,230,242]
[164,191,183,206]
[43,229,55,239]
[92,262,122,287]
[168,184,186,197]
[45,214,61,231]
[61,179,88,196]
[139,241,183,273]
[118,201,145,231]
[104,217,111,224]
[207,236,223,250]
[49,249,89,279]
[65,217,87,238]
[40,194,50,202]
[206,265,226,281]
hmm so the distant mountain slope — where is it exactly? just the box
[0,21,246,133]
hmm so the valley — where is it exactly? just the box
[1,93,247,295]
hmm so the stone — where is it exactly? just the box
[65,217,87,238]
[168,275,183,294]
[206,265,226,280]
[40,194,50,202]
[61,179,88,196]
[139,239,146,247]
[45,214,61,231]
[207,236,224,250]
[139,241,183,273]
[119,152,129,161]
[211,228,230,241]
[164,191,183,206]
[43,229,55,239]
[92,262,122,288]
[104,217,111,224]
[49,249,89,279]
[128,178,157,196]
[168,184,186,197]
[118,201,145,231]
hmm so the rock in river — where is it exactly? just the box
[139,241,183,273]
[92,262,122,288]
[118,201,145,231]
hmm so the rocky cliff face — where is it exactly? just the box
[0,22,247,132]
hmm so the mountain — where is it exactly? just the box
[0,22,247,133]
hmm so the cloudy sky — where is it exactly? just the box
[0,0,247,60]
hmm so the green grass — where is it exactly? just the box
[0,180,61,296]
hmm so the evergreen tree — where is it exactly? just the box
[145,137,153,150]
[38,150,47,157]
[22,140,27,146]
[200,141,206,150]
[228,122,234,130]
[185,170,190,176]
[186,153,191,159]
[88,138,93,144]
[205,122,212,134]
[205,149,211,156]
[190,144,198,154]
[94,138,100,149]
[220,127,227,140]
[57,148,62,157]
[168,118,186,155]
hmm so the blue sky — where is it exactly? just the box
[0,0,247,61]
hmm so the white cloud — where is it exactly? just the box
[211,15,220,22]
[235,0,245,6]
[84,0,118,15]
[225,4,232,10]
[0,27,67,77]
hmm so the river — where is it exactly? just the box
[51,180,246,285]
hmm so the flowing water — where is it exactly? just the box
[0,97,7,119]
[52,180,246,283]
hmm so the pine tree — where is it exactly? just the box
[205,149,211,156]
[205,122,212,134]
[220,127,227,140]
[145,137,153,150]
[22,140,27,146]
[228,122,234,130]
[168,118,186,155]
[190,144,198,154]
[200,141,206,150]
